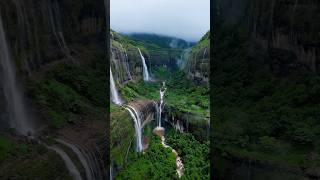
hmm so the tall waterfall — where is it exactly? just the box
[0,13,32,135]
[110,68,122,105]
[137,48,150,81]
[124,105,143,152]
[47,145,83,180]
[158,82,166,127]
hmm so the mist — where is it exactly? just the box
[110,0,210,42]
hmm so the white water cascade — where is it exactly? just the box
[55,139,94,180]
[47,145,83,180]
[138,48,151,81]
[124,105,143,152]
[0,13,32,135]
[157,82,166,127]
[110,68,123,105]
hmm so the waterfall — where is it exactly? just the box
[137,48,150,81]
[47,145,83,180]
[124,105,143,152]
[124,51,132,80]
[158,82,166,127]
[176,48,191,70]
[48,0,74,62]
[0,12,32,135]
[110,68,123,105]
[55,139,95,180]
[110,165,113,180]
[119,43,132,80]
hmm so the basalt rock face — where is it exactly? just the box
[186,31,210,85]
[111,30,145,84]
[0,0,105,75]
[215,0,320,75]
[128,100,156,127]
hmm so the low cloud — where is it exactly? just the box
[111,0,210,42]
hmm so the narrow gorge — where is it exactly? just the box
[110,30,210,179]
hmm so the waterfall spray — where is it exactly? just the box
[110,68,123,105]
[0,12,32,135]
[138,48,150,81]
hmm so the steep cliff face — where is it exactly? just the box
[0,0,105,74]
[213,1,320,178]
[186,31,210,85]
[0,0,107,178]
[216,0,320,74]
[111,30,144,84]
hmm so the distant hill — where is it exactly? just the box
[126,33,195,49]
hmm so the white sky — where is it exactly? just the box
[110,0,210,42]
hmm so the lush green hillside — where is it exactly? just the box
[213,0,320,178]
[128,33,193,49]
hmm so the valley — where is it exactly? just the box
[110,30,210,179]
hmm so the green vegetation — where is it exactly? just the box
[166,130,210,179]
[116,135,177,180]
[110,105,135,167]
[0,136,71,179]
[27,50,107,128]
[128,33,190,49]
[213,26,320,169]
[120,68,209,116]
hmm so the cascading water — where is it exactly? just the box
[137,48,150,81]
[176,48,191,70]
[0,13,32,135]
[119,43,132,80]
[110,68,123,105]
[124,105,143,152]
[55,139,94,180]
[110,165,113,180]
[158,82,166,127]
[47,145,83,180]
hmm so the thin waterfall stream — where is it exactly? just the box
[46,145,83,180]
[124,105,143,152]
[0,12,32,135]
[158,81,166,127]
[138,48,151,81]
[110,68,123,105]
[55,139,95,180]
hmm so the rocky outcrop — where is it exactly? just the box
[0,0,105,75]
[110,30,149,84]
[128,100,156,127]
[215,0,320,74]
[186,31,210,85]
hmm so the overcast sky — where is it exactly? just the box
[110,0,210,42]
